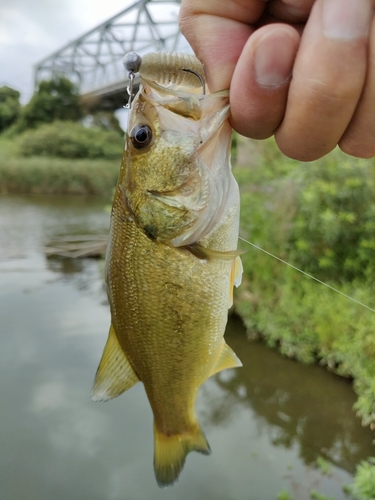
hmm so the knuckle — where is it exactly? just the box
[339,136,375,159]
[275,137,327,162]
[178,2,199,36]
[304,76,361,106]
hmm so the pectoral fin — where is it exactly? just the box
[91,324,139,401]
[209,341,242,378]
[186,243,244,261]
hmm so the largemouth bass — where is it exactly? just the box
[92,52,243,486]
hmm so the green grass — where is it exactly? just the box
[0,120,124,196]
[0,156,120,196]
[0,135,120,196]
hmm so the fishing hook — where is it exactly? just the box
[123,52,142,109]
[123,52,206,107]
[125,71,135,109]
[182,68,206,95]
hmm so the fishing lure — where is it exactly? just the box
[123,51,206,107]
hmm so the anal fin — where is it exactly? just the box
[209,341,242,378]
[91,324,139,401]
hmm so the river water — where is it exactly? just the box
[0,195,374,500]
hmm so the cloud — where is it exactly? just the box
[0,0,134,102]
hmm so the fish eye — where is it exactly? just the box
[130,124,153,149]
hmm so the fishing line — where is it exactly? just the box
[238,236,375,314]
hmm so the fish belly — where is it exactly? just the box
[100,188,240,486]
[106,208,232,484]
[107,215,231,428]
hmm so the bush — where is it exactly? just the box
[0,156,119,196]
[84,111,124,135]
[233,137,375,427]
[18,121,124,159]
[17,77,82,131]
[0,86,21,133]
[351,457,375,500]
[288,152,375,281]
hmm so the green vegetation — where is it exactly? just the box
[0,77,124,195]
[277,490,293,500]
[0,86,21,133]
[233,136,375,498]
[0,155,119,196]
[17,120,123,159]
[1,79,374,492]
[350,457,375,500]
[289,156,375,282]
[16,77,82,132]
[85,110,124,136]
[309,491,335,500]
[316,456,332,476]
[0,116,123,196]
[233,138,375,430]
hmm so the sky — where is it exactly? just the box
[0,0,137,103]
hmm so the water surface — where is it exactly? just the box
[0,195,373,500]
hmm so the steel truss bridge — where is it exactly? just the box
[34,0,190,110]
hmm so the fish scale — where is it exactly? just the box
[92,52,243,487]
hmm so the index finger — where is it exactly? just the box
[179,0,316,91]
[179,0,265,90]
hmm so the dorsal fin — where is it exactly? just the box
[91,324,139,401]
[209,341,242,378]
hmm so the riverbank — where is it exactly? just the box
[2,134,375,433]
[0,129,121,196]
[1,193,373,500]
[0,156,119,196]
[1,134,375,496]
[232,137,375,434]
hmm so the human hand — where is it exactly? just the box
[179,0,375,160]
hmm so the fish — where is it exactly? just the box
[91,52,243,487]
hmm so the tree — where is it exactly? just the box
[84,111,124,136]
[19,77,82,130]
[0,86,21,133]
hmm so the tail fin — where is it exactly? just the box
[153,422,211,487]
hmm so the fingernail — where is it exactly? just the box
[254,30,297,88]
[323,0,372,40]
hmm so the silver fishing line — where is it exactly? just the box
[238,236,375,314]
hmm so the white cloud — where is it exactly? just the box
[0,0,134,102]
[31,379,110,457]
